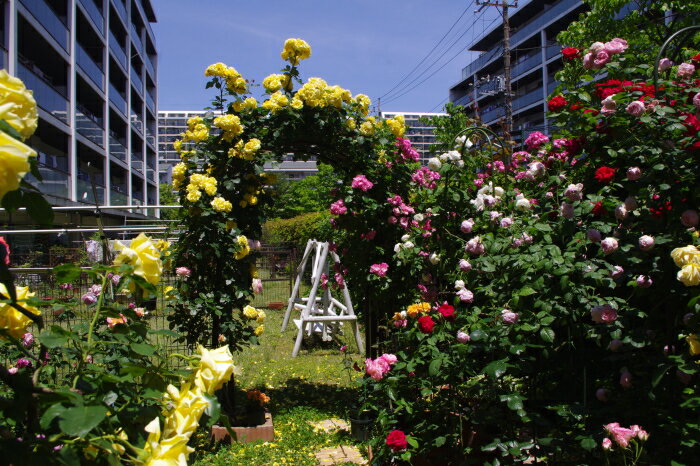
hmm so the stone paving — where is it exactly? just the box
[315,445,367,465]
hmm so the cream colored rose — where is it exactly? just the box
[678,263,700,287]
[671,245,700,268]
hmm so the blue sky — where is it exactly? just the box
[151,0,500,114]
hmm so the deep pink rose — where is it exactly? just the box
[369,263,389,277]
[351,174,374,191]
[386,430,408,451]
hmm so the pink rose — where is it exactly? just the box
[330,200,347,215]
[465,236,485,255]
[658,57,673,71]
[82,292,97,305]
[638,235,654,251]
[636,275,652,288]
[626,166,641,180]
[176,267,191,277]
[610,266,624,280]
[563,183,584,202]
[560,202,575,219]
[601,438,613,450]
[501,309,519,324]
[600,237,618,255]
[604,38,627,55]
[600,95,617,114]
[693,92,700,110]
[369,263,389,278]
[456,331,470,343]
[457,288,474,303]
[625,100,645,116]
[593,50,611,68]
[378,353,397,366]
[499,217,514,228]
[351,174,374,191]
[459,259,472,272]
[677,62,695,78]
[21,332,34,348]
[614,204,628,221]
[460,219,474,233]
[591,304,617,323]
[252,278,263,294]
[589,41,605,54]
[681,209,699,227]
[582,52,594,69]
[587,229,602,243]
[365,359,384,381]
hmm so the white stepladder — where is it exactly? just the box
[281,239,364,357]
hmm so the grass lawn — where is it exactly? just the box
[192,306,368,465]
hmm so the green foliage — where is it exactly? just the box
[262,212,332,249]
[418,102,472,154]
[158,183,183,220]
[264,164,339,219]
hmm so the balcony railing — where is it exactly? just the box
[513,88,543,112]
[111,0,127,24]
[109,32,127,69]
[146,128,156,148]
[512,53,542,80]
[131,111,144,134]
[131,25,143,57]
[109,137,127,162]
[453,93,474,107]
[19,0,69,51]
[24,163,70,199]
[110,189,128,205]
[131,153,144,173]
[77,178,105,204]
[75,105,104,147]
[145,55,156,78]
[78,0,104,34]
[109,83,127,115]
[131,68,144,94]
[146,90,156,112]
[480,106,505,124]
[76,43,104,91]
[17,62,69,125]
[546,44,561,61]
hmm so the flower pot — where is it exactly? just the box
[246,407,267,426]
[267,301,285,310]
[350,417,373,442]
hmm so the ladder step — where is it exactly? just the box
[302,315,357,322]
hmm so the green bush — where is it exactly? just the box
[262,212,332,249]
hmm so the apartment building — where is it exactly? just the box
[380,111,446,162]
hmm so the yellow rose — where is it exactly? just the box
[291,97,303,110]
[0,131,37,199]
[262,74,283,92]
[243,305,258,320]
[406,302,431,319]
[185,189,201,203]
[193,345,235,395]
[0,70,38,140]
[210,196,232,212]
[234,235,250,260]
[254,324,265,336]
[143,417,194,466]
[671,245,700,268]
[243,97,258,109]
[0,284,40,339]
[164,286,175,300]
[687,334,700,357]
[113,233,162,285]
[256,310,266,323]
[678,263,700,286]
[281,38,311,65]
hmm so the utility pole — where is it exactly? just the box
[476,0,518,144]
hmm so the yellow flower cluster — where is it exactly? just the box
[354,94,371,116]
[262,91,290,113]
[235,235,251,260]
[406,302,431,318]
[262,74,291,92]
[385,114,406,137]
[671,245,700,286]
[113,233,163,286]
[243,305,266,335]
[228,138,261,160]
[143,345,234,465]
[204,62,247,93]
[0,70,38,140]
[232,97,258,113]
[359,116,376,136]
[294,78,352,108]
[181,116,209,143]
[0,284,40,339]
[210,196,232,212]
[172,162,187,190]
[186,173,217,202]
[213,114,244,142]
[346,118,357,131]
[281,38,311,65]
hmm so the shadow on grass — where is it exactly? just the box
[265,377,359,418]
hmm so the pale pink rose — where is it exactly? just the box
[604,38,627,55]
[596,388,610,402]
[500,217,514,228]
[593,50,611,68]
[582,52,594,69]
[610,266,625,279]
[483,195,497,208]
[134,307,146,317]
[512,238,523,248]
[638,235,654,251]
[82,292,97,305]
[677,62,695,78]
[589,41,605,54]
[614,204,628,220]
[176,267,191,277]
[522,233,533,244]
[624,196,638,210]
[21,332,34,348]
[7,367,18,375]
[602,438,613,450]
[658,57,673,71]
[501,309,519,324]
[591,304,617,323]
[459,259,472,272]
[545,191,553,198]
[608,338,623,351]
[457,288,474,303]
[636,275,652,288]
[693,92,700,110]
[252,278,263,294]
[365,359,384,381]
[633,426,649,441]
[600,237,618,255]
[619,369,633,389]
[681,209,699,227]
[560,202,575,219]
[527,161,546,177]
[587,229,602,243]
[605,422,635,447]
[456,331,470,343]
[626,166,641,180]
[465,236,485,255]
[394,319,408,328]
[379,353,397,365]
[388,216,397,224]
[626,100,645,116]
[460,219,474,233]
[600,95,617,114]
[563,183,584,202]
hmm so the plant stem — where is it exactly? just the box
[73,272,109,389]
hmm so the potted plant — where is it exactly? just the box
[245,388,270,426]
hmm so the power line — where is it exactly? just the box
[378,1,476,101]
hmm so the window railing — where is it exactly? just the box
[78,0,104,34]
[110,189,128,205]
[19,0,69,51]
[109,32,127,69]
[513,88,543,112]
[480,106,505,124]
[17,62,69,125]
[76,43,104,91]
[109,137,127,162]
[109,83,127,114]
[75,105,105,147]
[131,153,144,173]
[512,53,542,80]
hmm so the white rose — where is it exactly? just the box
[401,234,411,242]
[413,213,424,222]
[454,280,465,290]
[404,241,414,249]
[428,157,442,170]
[439,153,450,162]
[429,253,440,265]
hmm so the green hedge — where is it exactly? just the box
[262,211,332,249]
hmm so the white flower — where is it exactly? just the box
[429,253,440,265]
[447,150,462,161]
[427,157,441,170]
[413,213,424,222]
[515,193,531,211]
[394,243,402,253]
[527,161,546,178]
[404,241,414,249]
[439,153,450,162]
[454,135,473,149]
[401,234,411,242]
[494,187,505,198]
[454,280,465,290]
[456,160,465,168]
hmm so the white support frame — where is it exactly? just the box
[282,239,364,357]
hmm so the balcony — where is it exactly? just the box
[109,136,127,162]
[131,111,144,135]
[146,91,156,112]
[513,89,544,112]
[109,32,127,69]
[75,104,105,147]
[146,127,156,148]
[131,68,144,94]
[131,153,144,173]
[24,163,70,199]
[481,106,505,124]
[109,83,127,115]
[546,44,561,61]
[19,0,69,51]
[17,62,69,125]
[145,55,156,78]
[131,25,143,57]
[78,0,104,34]
[511,0,581,48]
[512,53,542,81]
[111,0,127,23]
[453,93,474,107]
[76,43,104,91]
[77,178,105,204]
[110,188,128,205]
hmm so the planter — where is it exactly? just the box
[350,417,373,442]
[211,411,274,444]
[246,407,267,426]
[267,301,285,310]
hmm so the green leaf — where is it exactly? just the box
[435,436,446,447]
[39,327,70,348]
[540,327,555,343]
[580,437,596,451]
[58,405,108,437]
[131,343,157,356]
[484,359,508,378]
[24,191,54,225]
[428,358,442,376]
[534,223,552,232]
[406,435,419,448]
[0,119,23,139]
[518,287,537,296]
[1,189,23,211]
[40,403,66,429]
[53,264,83,284]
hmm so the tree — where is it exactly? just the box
[158,183,182,220]
[264,163,339,219]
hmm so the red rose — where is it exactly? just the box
[386,430,408,451]
[691,53,700,63]
[418,315,436,333]
[561,47,580,61]
[591,201,607,217]
[547,95,567,112]
[594,166,617,183]
[569,102,584,111]
[438,303,455,321]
